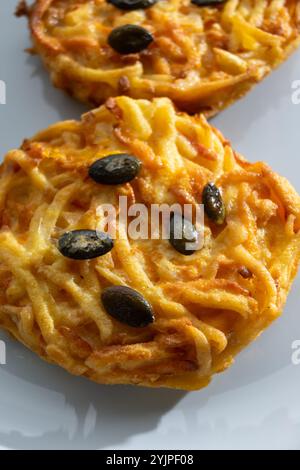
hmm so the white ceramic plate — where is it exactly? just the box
[1,1,300,451]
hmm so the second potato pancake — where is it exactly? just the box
[22,0,300,115]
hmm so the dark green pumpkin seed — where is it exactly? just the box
[89,154,142,185]
[202,182,226,225]
[108,24,153,55]
[169,213,198,255]
[192,0,227,6]
[58,230,113,260]
[107,0,158,10]
[101,286,154,327]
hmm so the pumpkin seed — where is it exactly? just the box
[108,24,153,55]
[192,0,227,6]
[58,230,113,260]
[202,182,226,225]
[107,0,158,10]
[89,153,142,185]
[169,212,198,255]
[101,286,154,327]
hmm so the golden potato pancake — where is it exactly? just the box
[0,96,299,390]
[23,0,300,115]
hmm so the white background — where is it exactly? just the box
[0,0,300,450]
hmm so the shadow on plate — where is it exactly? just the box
[0,332,186,450]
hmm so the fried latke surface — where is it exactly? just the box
[26,0,300,115]
[0,96,299,390]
